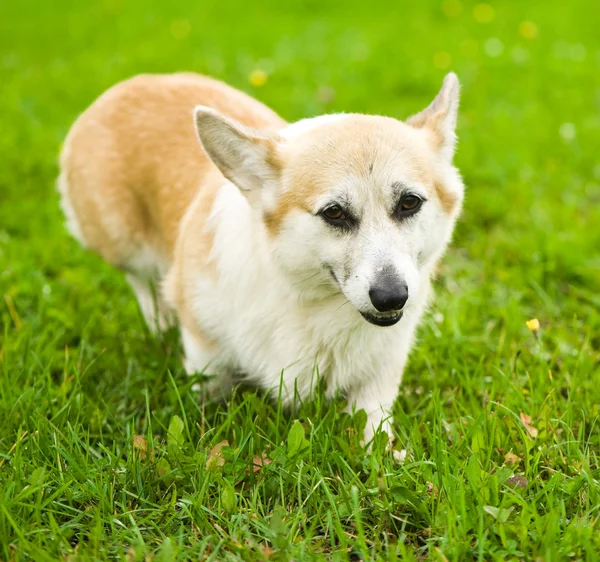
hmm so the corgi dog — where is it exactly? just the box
[59,72,464,446]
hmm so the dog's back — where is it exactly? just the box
[59,73,285,274]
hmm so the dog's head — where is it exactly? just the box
[194,73,464,327]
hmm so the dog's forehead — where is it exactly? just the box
[279,115,435,204]
[263,114,455,234]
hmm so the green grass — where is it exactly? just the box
[1,0,600,559]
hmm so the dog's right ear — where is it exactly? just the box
[194,106,281,192]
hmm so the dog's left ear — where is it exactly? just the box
[407,72,460,162]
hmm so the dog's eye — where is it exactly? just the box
[322,205,347,222]
[319,204,357,230]
[395,194,423,218]
[401,195,422,211]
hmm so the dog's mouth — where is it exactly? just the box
[326,267,404,327]
[360,310,403,327]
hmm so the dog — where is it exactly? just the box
[59,72,464,447]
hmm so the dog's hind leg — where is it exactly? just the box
[126,273,174,334]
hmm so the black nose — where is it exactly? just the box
[369,278,409,312]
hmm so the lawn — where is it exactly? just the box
[1,0,599,559]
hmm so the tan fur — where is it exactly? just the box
[60,73,286,268]
[433,179,458,214]
[264,116,458,234]
[164,191,220,338]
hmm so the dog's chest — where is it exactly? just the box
[211,293,396,400]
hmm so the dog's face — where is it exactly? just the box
[195,73,464,327]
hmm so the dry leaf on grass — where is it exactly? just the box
[504,451,521,466]
[260,545,275,558]
[206,440,229,470]
[519,412,538,438]
[243,454,272,476]
[252,455,272,473]
[132,435,148,460]
[426,482,439,499]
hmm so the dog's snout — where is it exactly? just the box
[368,275,409,312]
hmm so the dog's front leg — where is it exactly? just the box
[346,367,405,448]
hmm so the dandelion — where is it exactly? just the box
[525,318,540,332]
[442,0,463,18]
[473,3,495,23]
[519,21,538,40]
[249,69,268,87]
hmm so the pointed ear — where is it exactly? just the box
[407,72,460,161]
[194,106,281,191]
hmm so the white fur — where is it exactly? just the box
[279,113,349,140]
[194,107,279,193]
[127,272,173,333]
[163,75,464,447]
[169,181,438,443]
[57,171,87,246]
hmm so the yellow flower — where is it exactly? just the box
[519,21,538,40]
[473,3,495,23]
[442,0,463,18]
[525,318,540,332]
[249,69,268,87]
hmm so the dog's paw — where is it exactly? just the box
[392,448,407,463]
